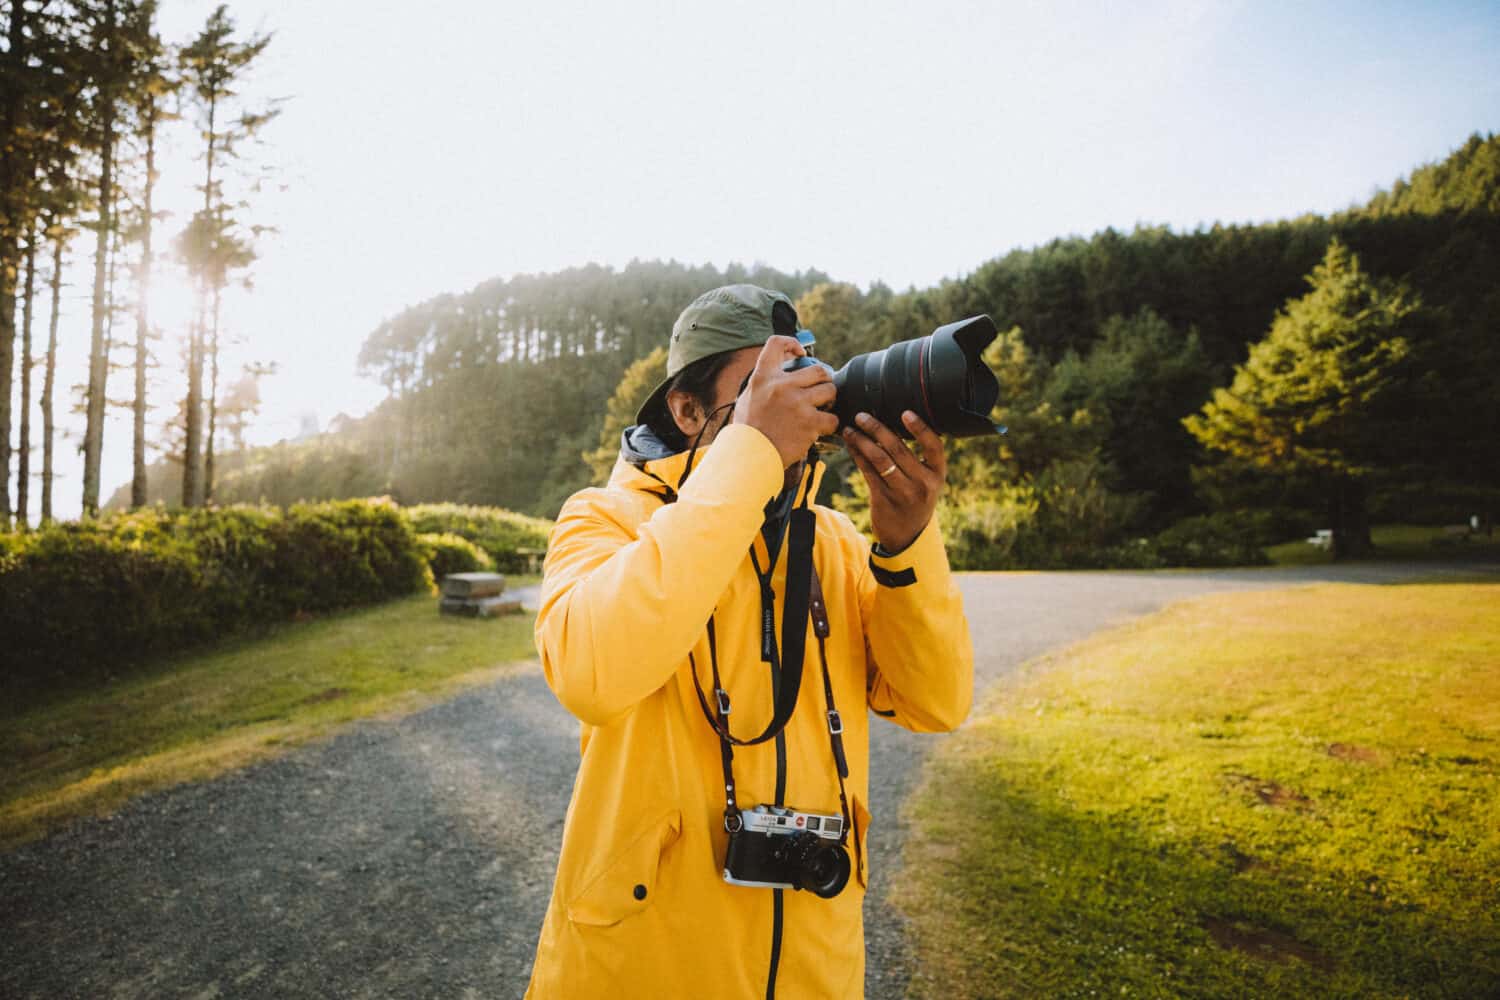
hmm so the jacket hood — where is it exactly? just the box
[611,423,826,507]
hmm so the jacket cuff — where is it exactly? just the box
[868,517,944,588]
[676,423,785,510]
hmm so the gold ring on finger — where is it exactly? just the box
[879,463,898,478]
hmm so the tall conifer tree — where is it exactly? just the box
[176,4,273,507]
[128,13,171,509]
[1185,240,1416,557]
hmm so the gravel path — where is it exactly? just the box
[2,562,1493,999]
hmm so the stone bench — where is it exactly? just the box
[438,572,522,617]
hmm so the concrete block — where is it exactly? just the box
[441,572,506,599]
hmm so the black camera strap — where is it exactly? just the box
[689,464,815,751]
[809,565,857,873]
[686,455,855,853]
[695,565,854,851]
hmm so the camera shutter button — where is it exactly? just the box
[633,884,647,901]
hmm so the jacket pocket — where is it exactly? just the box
[852,795,872,889]
[566,808,682,928]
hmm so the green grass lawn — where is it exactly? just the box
[1267,523,1500,565]
[895,582,1500,999]
[0,587,540,850]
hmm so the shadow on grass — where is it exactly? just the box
[897,766,1500,1000]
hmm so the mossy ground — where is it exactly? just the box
[0,586,539,850]
[895,581,1500,999]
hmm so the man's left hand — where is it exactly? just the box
[842,410,946,553]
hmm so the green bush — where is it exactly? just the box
[937,485,1040,571]
[1105,512,1273,568]
[936,459,1145,570]
[419,532,495,580]
[0,499,434,694]
[1,522,210,674]
[402,503,551,573]
[266,500,433,613]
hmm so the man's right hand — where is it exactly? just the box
[732,335,839,468]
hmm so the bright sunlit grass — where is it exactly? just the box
[895,582,1500,999]
[0,590,539,850]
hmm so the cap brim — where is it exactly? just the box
[633,374,673,428]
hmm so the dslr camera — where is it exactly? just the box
[723,804,852,898]
[784,314,1004,439]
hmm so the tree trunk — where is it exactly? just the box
[104,192,121,387]
[41,232,62,523]
[0,229,13,528]
[0,1,28,530]
[205,284,221,504]
[17,233,37,527]
[182,308,203,507]
[82,0,118,518]
[1328,476,1374,560]
[132,97,157,509]
[183,77,219,509]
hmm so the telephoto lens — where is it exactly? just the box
[785,315,1003,438]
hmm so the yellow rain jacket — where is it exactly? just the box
[525,422,973,998]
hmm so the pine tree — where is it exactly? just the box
[176,4,275,507]
[1185,239,1416,557]
[14,225,38,526]
[127,20,172,509]
[78,0,156,516]
[39,224,68,523]
[79,0,122,517]
[1,1,41,527]
[17,2,92,524]
[1045,307,1217,524]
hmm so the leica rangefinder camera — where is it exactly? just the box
[723,804,852,898]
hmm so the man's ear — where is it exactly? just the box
[665,388,704,438]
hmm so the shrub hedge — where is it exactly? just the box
[418,532,495,580]
[402,504,552,573]
[1102,512,1272,569]
[938,490,1275,571]
[0,499,432,691]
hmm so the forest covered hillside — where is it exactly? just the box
[111,133,1500,563]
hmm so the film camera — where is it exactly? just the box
[723,804,852,898]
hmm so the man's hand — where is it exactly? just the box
[842,410,946,553]
[732,336,839,468]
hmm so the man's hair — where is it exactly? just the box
[644,350,742,453]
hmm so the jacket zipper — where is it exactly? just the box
[767,651,788,997]
[768,617,792,1000]
[766,888,784,1000]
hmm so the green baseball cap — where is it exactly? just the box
[633,284,797,426]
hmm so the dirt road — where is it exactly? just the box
[2,562,1490,999]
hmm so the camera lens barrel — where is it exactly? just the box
[784,315,1003,439]
[833,314,1001,439]
[790,833,851,899]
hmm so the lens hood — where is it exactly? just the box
[831,314,1001,438]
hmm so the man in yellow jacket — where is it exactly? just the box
[526,285,974,998]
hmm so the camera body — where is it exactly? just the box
[723,804,852,898]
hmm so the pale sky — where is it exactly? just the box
[28,0,1500,519]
